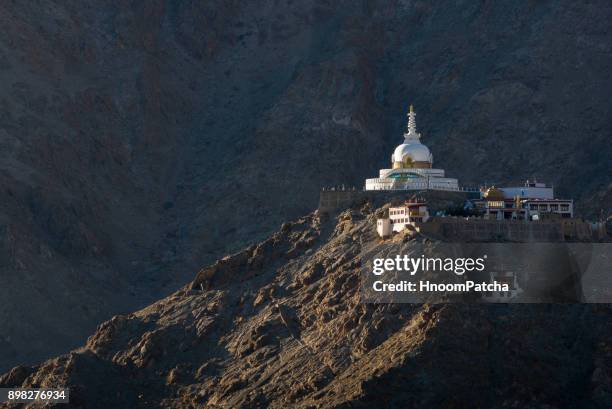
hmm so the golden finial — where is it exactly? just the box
[409,104,414,113]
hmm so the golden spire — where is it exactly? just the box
[409,104,414,113]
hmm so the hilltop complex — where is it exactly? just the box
[321,104,595,234]
[360,104,611,241]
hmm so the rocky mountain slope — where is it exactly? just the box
[2,206,611,408]
[1,0,612,371]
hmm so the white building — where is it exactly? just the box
[377,200,430,238]
[376,218,392,238]
[525,199,573,220]
[475,183,573,220]
[365,106,459,192]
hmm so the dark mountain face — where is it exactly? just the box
[0,0,611,370]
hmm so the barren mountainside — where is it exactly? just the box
[1,207,611,408]
[1,0,612,371]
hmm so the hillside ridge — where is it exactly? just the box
[2,205,611,408]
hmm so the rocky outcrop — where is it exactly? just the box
[2,206,610,408]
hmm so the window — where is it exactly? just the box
[539,204,548,210]
[561,204,569,211]
[550,204,559,211]
[530,204,537,210]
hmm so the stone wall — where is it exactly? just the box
[416,218,593,242]
[318,189,475,215]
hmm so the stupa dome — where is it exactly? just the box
[392,142,432,163]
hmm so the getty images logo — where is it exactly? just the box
[372,255,488,277]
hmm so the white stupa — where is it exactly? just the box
[365,105,459,191]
